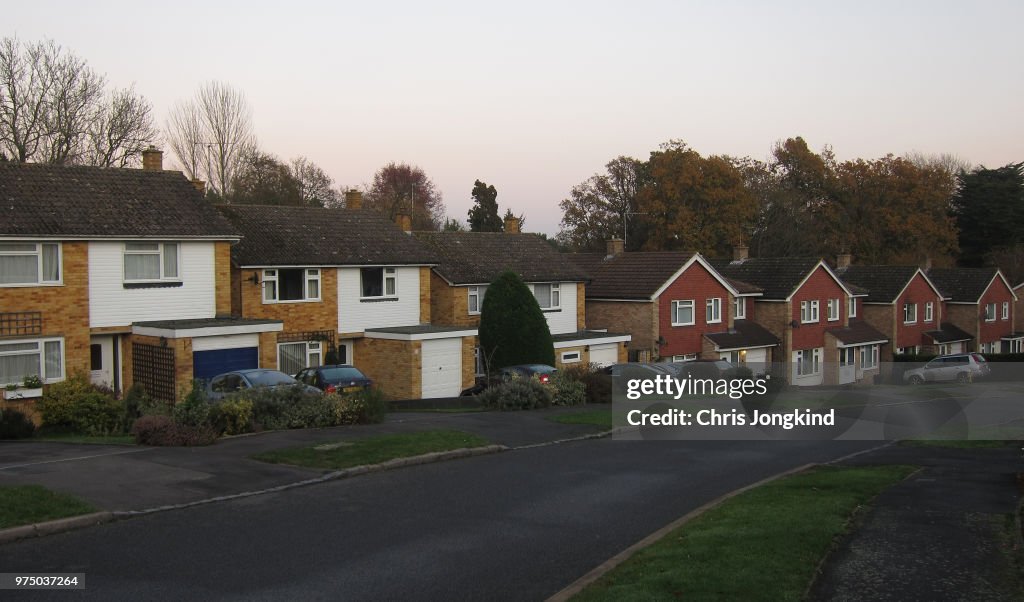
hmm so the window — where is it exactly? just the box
[672,354,698,362]
[897,346,919,356]
[903,303,917,324]
[468,286,488,314]
[263,268,320,303]
[1009,339,1023,354]
[848,297,857,318]
[827,298,840,321]
[361,267,397,298]
[984,303,997,322]
[671,300,695,326]
[705,298,722,323]
[839,348,855,366]
[733,297,746,319]
[560,351,581,364]
[924,302,934,323]
[1002,301,1010,320]
[533,283,560,309]
[277,341,322,376]
[980,341,998,354]
[474,346,485,377]
[90,344,103,371]
[861,345,879,369]
[0,338,63,386]
[0,242,61,286]
[795,348,821,376]
[800,300,819,323]
[938,344,950,356]
[123,242,178,282]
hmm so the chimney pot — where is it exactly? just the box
[836,253,852,269]
[345,189,363,210]
[732,245,749,262]
[606,238,625,258]
[504,215,521,234]
[142,146,163,171]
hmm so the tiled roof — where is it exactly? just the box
[835,265,921,303]
[703,320,780,350]
[566,252,608,276]
[826,320,889,345]
[924,322,974,344]
[413,232,588,285]
[0,162,237,238]
[217,205,438,266]
[578,251,694,299]
[712,257,825,300]
[927,267,1000,303]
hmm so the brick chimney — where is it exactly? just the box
[141,146,163,171]
[836,253,852,269]
[191,179,206,195]
[504,216,520,234]
[395,212,412,233]
[345,190,363,210]
[606,238,624,258]
[732,245,749,262]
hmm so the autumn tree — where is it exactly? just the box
[364,162,446,231]
[558,156,645,251]
[290,156,338,207]
[467,179,502,232]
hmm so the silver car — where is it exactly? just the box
[902,353,990,385]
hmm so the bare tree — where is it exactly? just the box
[84,86,159,168]
[0,38,54,162]
[290,156,338,207]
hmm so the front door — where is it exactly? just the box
[839,348,855,384]
[89,335,117,390]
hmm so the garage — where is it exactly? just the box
[421,338,462,398]
[588,343,619,367]
[192,334,260,381]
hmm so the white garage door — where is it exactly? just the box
[589,343,618,367]
[745,348,767,372]
[421,338,462,399]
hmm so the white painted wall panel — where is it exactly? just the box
[337,267,421,332]
[536,281,578,335]
[89,242,217,328]
[191,334,260,352]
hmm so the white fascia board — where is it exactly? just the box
[553,334,631,349]
[364,329,478,341]
[132,322,283,339]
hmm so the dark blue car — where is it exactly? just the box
[295,364,374,394]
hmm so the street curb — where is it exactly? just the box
[0,512,113,545]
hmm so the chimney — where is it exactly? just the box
[141,146,163,171]
[606,238,625,258]
[345,189,363,210]
[732,245,749,262]
[395,212,412,233]
[504,216,520,234]
[836,253,852,269]
[191,179,206,196]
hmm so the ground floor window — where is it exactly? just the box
[1007,339,1024,354]
[560,350,581,364]
[795,348,821,377]
[938,344,950,356]
[860,345,879,369]
[896,346,919,355]
[0,337,63,386]
[839,348,855,367]
[278,341,322,376]
[672,354,697,362]
[979,341,998,354]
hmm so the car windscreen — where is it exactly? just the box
[320,367,365,382]
[248,371,297,386]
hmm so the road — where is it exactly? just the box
[0,438,877,601]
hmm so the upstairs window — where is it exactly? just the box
[672,300,695,326]
[124,242,178,282]
[924,302,934,322]
[361,267,397,299]
[1002,301,1010,320]
[827,298,840,321]
[903,302,917,324]
[733,297,746,320]
[705,298,722,324]
[800,300,819,323]
[468,285,488,314]
[263,269,321,303]
[984,303,997,322]
[0,242,61,285]
[534,283,560,309]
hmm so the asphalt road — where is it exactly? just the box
[0,438,878,601]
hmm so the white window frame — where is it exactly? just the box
[672,354,698,362]
[468,285,487,315]
[861,344,879,369]
[848,297,857,318]
[1009,339,1023,354]
[827,298,840,322]
[360,267,398,299]
[795,348,821,376]
[0,337,64,386]
[277,341,322,376]
[938,344,950,356]
[533,283,561,310]
[671,300,695,326]
[262,268,321,304]
[0,242,62,287]
[985,303,997,322]
[1002,301,1009,320]
[924,302,934,323]
[839,347,855,366]
[123,242,179,283]
[560,351,581,364]
[705,298,722,324]
[903,302,917,325]
[733,297,746,320]
[800,300,820,324]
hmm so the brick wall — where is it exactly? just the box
[419,266,431,323]
[586,300,656,355]
[355,337,420,400]
[237,267,338,333]
[893,274,943,349]
[862,304,897,360]
[429,274,478,327]
[979,277,1014,346]
[461,337,475,390]
[214,242,232,316]
[576,283,585,330]
[791,267,849,350]
[656,263,732,358]
[945,304,979,350]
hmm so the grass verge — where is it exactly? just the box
[0,485,97,529]
[549,410,612,430]
[34,433,136,445]
[251,429,491,470]
[573,464,916,602]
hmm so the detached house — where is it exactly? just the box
[714,254,887,386]
[574,243,777,368]
[927,267,1020,354]
[217,200,477,400]
[414,222,629,372]
[0,152,284,407]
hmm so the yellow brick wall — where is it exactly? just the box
[237,268,338,334]
[355,338,421,400]
[430,274,479,328]
[945,304,979,350]
[259,332,277,369]
[555,345,587,369]
[586,300,656,354]
[214,242,232,316]
[461,336,476,389]
[576,283,585,330]
[420,266,431,323]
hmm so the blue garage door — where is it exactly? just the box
[193,347,259,382]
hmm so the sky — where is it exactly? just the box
[6,1,1024,236]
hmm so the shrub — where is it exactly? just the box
[355,387,388,424]
[560,363,612,404]
[172,380,211,428]
[0,409,36,439]
[551,371,586,406]
[210,397,254,436]
[237,385,327,431]
[479,378,552,411]
[37,373,123,435]
[130,415,216,447]
[478,270,555,370]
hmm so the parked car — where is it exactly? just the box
[902,353,990,385]
[459,364,558,396]
[205,369,322,401]
[295,364,373,394]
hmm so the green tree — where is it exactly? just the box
[229,150,301,206]
[558,156,645,251]
[467,179,502,232]
[478,270,555,371]
[951,163,1024,267]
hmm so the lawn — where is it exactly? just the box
[0,485,97,529]
[251,429,491,470]
[573,465,916,602]
[549,409,613,430]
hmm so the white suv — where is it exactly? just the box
[903,353,990,385]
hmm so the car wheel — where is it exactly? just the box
[908,375,923,385]
[956,372,971,383]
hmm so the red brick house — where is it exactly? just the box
[927,268,1020,354]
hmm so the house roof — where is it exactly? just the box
[826,320,889,346]
[572,252,759,300]
[703,320,780,351]
[924,322,974,344]
[0,162,238,239]
[835,265,938,303]
[926,267,1008,303]
[413,232,588,285]
[712,257,842,300]
[217,205,438,267]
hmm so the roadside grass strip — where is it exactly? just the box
[251,430,492,470]
[572,465,916,602]
[34,433,136,445]
[549,410,613,430]
[900,422,1024,449]
[0,485,97,529]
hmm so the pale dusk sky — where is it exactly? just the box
[6,1,1023,235]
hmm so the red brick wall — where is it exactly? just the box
[657,263,731,358]
[791,267,847,350]
[894,273,943,349]
[979,276,1014,346]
